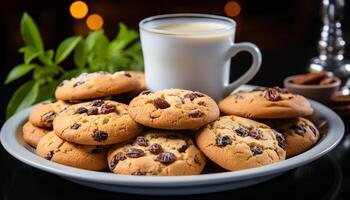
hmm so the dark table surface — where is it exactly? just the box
[0,116,349,200]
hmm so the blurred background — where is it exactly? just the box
[0,0,350,123]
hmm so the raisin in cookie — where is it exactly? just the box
[36,132,107,170]
[53,100,143,145]
[29,100,70,128]
[107,130,206,176]
[128,89,220,130]
[55,71,140,100]
[263,117,320,157]
[195,115,286,171]
[22,121,50,147]
[219,87,313,119]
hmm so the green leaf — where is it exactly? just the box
[74,40,88,68]
[39,49,54,65]
[93,32,109,58]
[36,81,58,102]
[15,81,40,115]
[33,65,60,84]
[86,30,104,51]
[19,46,42,64]
[55,36,82,64]
[20,12,44,50]
[108,23,138,54]
[6,80,37,118]
[4,63,38,84]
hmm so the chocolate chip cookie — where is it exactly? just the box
[36,132,107,170]
[53,100,143,145]
[196,115,286,171]
[22,121,50,147]
[29,100,70,128]
[55,71,140,100]
[107,130,206,176]
[219,87,313,119]
[128,89,220,130]
[264,117,320,157]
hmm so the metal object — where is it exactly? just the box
[308,0,350,95]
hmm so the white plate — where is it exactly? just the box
[0,92,344,195]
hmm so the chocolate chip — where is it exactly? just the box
[178,144,188,153]
[274,131,286,150]
[58,81,66,87]
[136,136,148,147]
[110,153,126,170]
[189,110,204,118]
[92,131,108,142]
[216,135,232,147]
[73,80,85,87]
[42,112,56,123]
[184,92,204,101]
[131,171,146,176]
[91,99,104,107]
[74,107,88,114]
[167,135,179,139]
[153,97,170,109]
[100,104,116,114]
[249,128,262,139]
[290,124,306,135]
[45,151,54,160]
[71,123,81,130]
[235,127,249,137]
[309,125,318,136]
[140,90,152,95]
[251,146,263,155]
[194,155,201,165]
[87,107,98,115]
[149,143,162,155]
[156,152,176,165]
[273,86,289,94]
[126,148,145,158]
[123,72,132,77]
[263,88,282,101]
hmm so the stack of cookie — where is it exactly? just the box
[217,87,320,158]
[23,71,145,170]
[23,70,320,175]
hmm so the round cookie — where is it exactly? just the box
[128,89,220,130]
[55,71,140,100]
[264,117,320,157]
[219,87,313,119]
[36,132,107,170]
[53,100,143,145]
[22,121,50,147]
[195,115,286,171]
[29,100,70,128]
[107,130,206,176]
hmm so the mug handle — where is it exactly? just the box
[223,42,262,97]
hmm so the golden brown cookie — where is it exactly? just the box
[128,89,220,130]
[264,117,320,157]
[196,115,286,171]
[107,130,206,176]
[36,132,107,170]
[29,100,70,128]
[53,100,143,145]
[219,87,313,119]
[55,71,140,100]
[127,71,146,94]
[22,121,50,147]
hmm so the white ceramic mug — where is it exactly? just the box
[139,13,262,101]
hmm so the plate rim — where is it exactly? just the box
[0,99,344,187]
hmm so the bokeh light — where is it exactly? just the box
[86,14,104,30]
[70,1,89,19]
[224,1,241,17]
